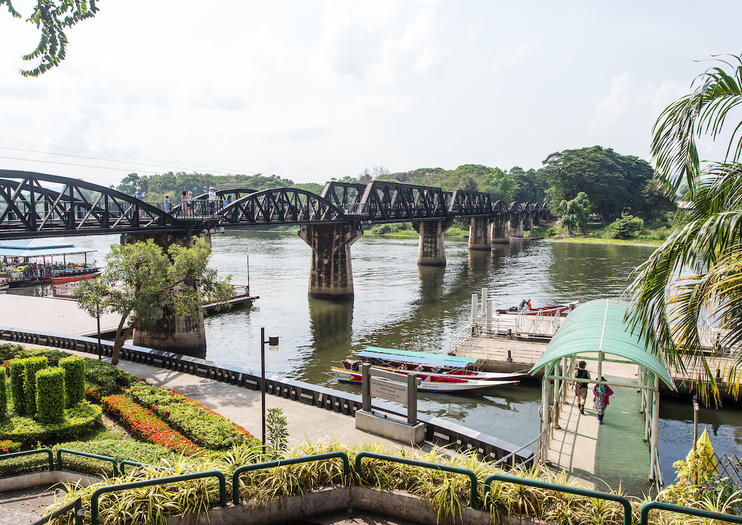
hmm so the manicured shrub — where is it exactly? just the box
[35,367,66,424]
[85,359,138,396]
[22,356,48,416]
[0,439,21,453]
[8,359,26,416]
[101,394,199,455]
[59,356,85,407]
[0,376,6,421]
[54,439,176,475]
[0,401,102,445]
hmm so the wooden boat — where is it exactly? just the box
[510,236,542,241]
[331,366,518,393]
[50,271,101,284]
[495,300,579,316]
[332,347,522,393]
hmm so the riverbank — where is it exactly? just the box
[545,237,663,247]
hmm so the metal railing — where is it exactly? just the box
[90,471,227,525]
[483,473,633,525]
[32,498,83,525]
[57,448,118,476]
[0,326,533,468]
[640,500,742,525]
[232,452,350,505]
[355,451,479,508]
[0,448,54,472]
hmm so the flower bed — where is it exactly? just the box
[101,394,199,455]
[128,383,253,449]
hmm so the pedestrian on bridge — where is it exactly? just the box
[181,190,190,218]
[208,186,217,215]
[573,361,590,415]
[163,194,171,213]
[593,377,613,424]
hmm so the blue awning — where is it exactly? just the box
[358,350,472,369]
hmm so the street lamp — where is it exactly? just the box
[260,327,279,454]
[96,302,102,361]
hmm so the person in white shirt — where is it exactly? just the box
[208,187,217,215]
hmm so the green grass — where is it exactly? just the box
[546,237,663,247]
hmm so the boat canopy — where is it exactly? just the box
[0,240,95,258]
[359,346,477,369]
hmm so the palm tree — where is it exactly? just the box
[626,55,742,403]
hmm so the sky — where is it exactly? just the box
[0,0,740,188]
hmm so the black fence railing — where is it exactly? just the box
[0,326,534,466]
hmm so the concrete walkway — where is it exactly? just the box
[547,373,652,495]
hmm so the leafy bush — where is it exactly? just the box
[8,359,27,416]
[101,394,199,455]
[604,215,644,239]
[36,367,66,424]
[128,383,251,449]
[22,356,48,416]
[0,401,101,445]
[266,408,288,454]
[59,356,85,407]
[0,343,24,364]
[0,376,6,421]
[85,359,139,397]
[51,439,177,476]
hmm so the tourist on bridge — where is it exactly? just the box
[163,194,171,213]
[573,361,590,415]
[593,377,613,424]
[181,190,191,218]
[208,186,217,215]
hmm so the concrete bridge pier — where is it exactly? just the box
[413,219,452,266]
[120,231,210,358]
[299,223,363,300]
[522,212,534,232]
[468,217,491,250]
[508,216,524,238]
[490,216,509,244]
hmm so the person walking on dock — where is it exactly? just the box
[573,360,590,414]
[593,377,613,424]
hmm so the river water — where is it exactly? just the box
[12,231,742,484]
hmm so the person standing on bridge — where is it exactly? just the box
[208,186,217,215]
[573,361,590,415]
[593,377,613,424]
[181,190,190,218]
[163,194,171,213]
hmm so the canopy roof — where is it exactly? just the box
[360,346,477,369]
[0,240,95,258]
[529,299,675,389]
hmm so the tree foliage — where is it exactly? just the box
[74,238,233,365]
[541,146,658,221]
[1,0,99,77]
[604,215,643,239]
[627,55,742,402]
[558,192,591,235]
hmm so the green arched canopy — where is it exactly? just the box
[529,299,675,389]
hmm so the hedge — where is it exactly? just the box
[8,359,26,416]
[22,356,48,416]
[59,356,85,407]
[52,439,177,476]
[0,376,6,421]
[0,401,102,446]
[36,367,66,424]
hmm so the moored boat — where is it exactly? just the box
[50,271,101,284]
[495,300,579,316]
[331,366,518,393]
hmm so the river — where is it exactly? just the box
[11,231,742,484]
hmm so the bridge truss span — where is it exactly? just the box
[220,187,344,226]
[0,170,186,240]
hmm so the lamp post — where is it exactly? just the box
[260,327,279,454]
[96,302,102,361]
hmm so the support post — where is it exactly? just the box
[298,223,363,300]
[407,373,417,426]
[362,363,371,412]
[468,217,490,250]
[413,219,452,266]
[508,215,524,238]
[490,215,509,244]
[260,327,266,454]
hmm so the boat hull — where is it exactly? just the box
[50,272,101,284]
[331,367,517,393]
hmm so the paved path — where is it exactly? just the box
[547,368,653,495]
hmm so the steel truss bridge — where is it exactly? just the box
[0,170,548,240]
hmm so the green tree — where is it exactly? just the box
[627,55,742,402]
[542,146,654,222]
[604,215,643,239]
[75,238,233,365]
[511,166,548,203]
[1,0,99,77]
[558,192,591,235]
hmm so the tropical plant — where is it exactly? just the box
[266,408,288,454]
[626,55,742,402]
[559,192,592,235]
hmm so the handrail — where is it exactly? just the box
[32,497,83,525]
[483,473,632,525]
[0,448,54,472]
[640,500,742,525]
[119,459,172,475]
[232,452,350,505]
[492,435,540,467]
[355,451,479,508]
[90,470,226,525]
[57,448,118,476]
